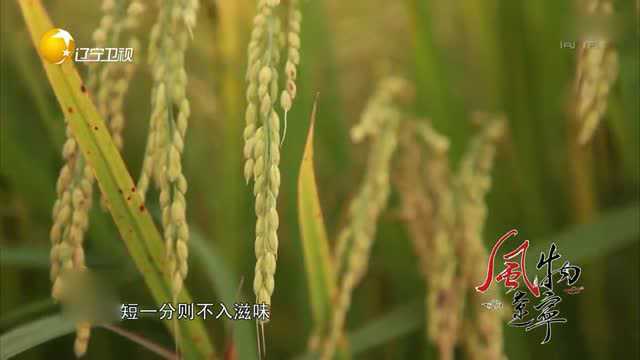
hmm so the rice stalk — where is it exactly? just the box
[49,125,95,357]
[321,77,410,360]
[394,120,459,360]
[393,113,507,359]
[575,0,619,144]
[243,0,291,316]
[570,3,617,354]
[456,114,507,360]
[279,0,301,143]
[141,0,200,299]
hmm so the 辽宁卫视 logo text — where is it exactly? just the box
[39,28,134,65]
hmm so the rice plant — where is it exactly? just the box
[1,0,638,359]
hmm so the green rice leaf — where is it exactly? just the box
[0,314,75,360]
[297,96,336,334]
[0,299,56,332]
[528,203,640,269]
[297,97,350,359]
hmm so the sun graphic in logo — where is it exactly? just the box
[39,28,75,64]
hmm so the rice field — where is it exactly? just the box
[0,0,638,359]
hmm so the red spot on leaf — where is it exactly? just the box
[224,343,236,360]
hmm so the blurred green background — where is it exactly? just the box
[1,0,638,359]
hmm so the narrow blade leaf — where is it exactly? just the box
[297,97,350,359]
[527,203,640,271]
[297,96,336,330]
[0,314,74,360]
